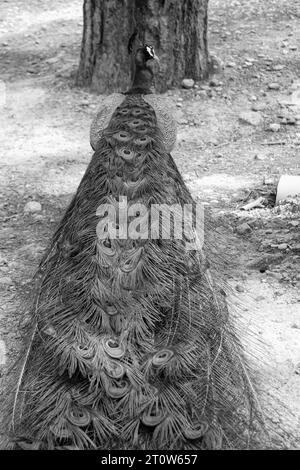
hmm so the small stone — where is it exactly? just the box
[182,78,195,89]
[32,214,44,222]
[278,243,288,250]
[236,223,252,235]
[289,45,297,51]
[46,57,59,64]
[197,90,207,98]
[238,111,263,126]
[291,244,300,252]
[0,276,13,286]
[269,272,283,280]
[251,102,267,112]
[209,78,219,87]
[226,61,236,68]
[235,284,245,293]
[268,83,280,90]
[27,67,37,74]
[287,116,296,125]
[272,65,285,71]
[269,123,281,132]
[215,153,223,158]
[24,201,42,213]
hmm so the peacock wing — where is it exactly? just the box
[143,95,177,153]
[90,93,126,151]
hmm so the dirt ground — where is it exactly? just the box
[0,0,299,449]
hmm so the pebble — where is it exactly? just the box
[226,61,236,67]
[272,65,285,71]
[268,272,283,280]
[197,90,207,98]
[24,201,42,213]
[0,276,13,285]
[46,57,59,64]
[209,78,219,87]
[251,102,267,112]
[235,284,245,293]
[181,78,194,89]
[283,116,296,125]
[32,214,44,222]
[199,85,210,91]
[278,243,288,250]
[236,223,252,235]
[269,123,281,132]
[238,111,263,126]
[268,82,280,90]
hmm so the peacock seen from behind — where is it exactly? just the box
[10,37,262,450]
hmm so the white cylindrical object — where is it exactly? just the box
[276,175,300,204]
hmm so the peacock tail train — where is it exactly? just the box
[9,93,262,450]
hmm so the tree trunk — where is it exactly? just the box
[77,0,209,93]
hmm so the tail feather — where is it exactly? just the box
[9,94,263,449]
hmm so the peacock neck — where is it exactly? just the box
[127,67,154,95]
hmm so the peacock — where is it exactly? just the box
[8,36,263,450]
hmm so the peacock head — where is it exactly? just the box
[127,35,160,93]
[135,44,160,67]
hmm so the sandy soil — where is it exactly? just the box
[0,0,299,448]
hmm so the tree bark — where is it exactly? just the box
[77,0,209,93]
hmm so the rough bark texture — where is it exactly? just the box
[77,0,209,93]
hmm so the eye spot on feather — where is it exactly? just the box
[105,379,130,399]
[134,136,151,146]
[134,126,148,135]
[66,407,91,428]
[103,338,125,359]
[116,148,136,161]
[127,119,145,129]
[113,131,132,143]
[152,349,174,367]
[131,108,143,116]
[118,108,130,115]
[105,303,119,316]
[105,361,125,379]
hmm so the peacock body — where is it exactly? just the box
[10,44,261,450]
